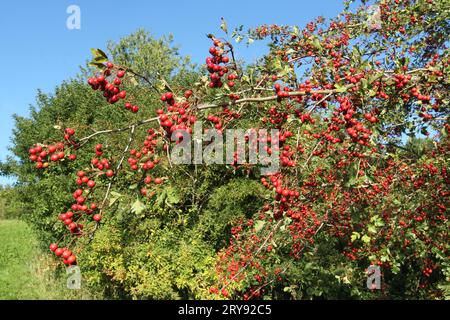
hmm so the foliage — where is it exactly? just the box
[2,0,450,300]
[0,186,23,219]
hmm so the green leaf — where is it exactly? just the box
[88,62,106,70]
[156,189,167,207]
[165,187,180,204]
[361,235,371,244]
[220,18,228,34]
[90,48,108,60]
[392,262,401,274]
[131,199,146,216]
[361,78,368,90]
[312,37,321,51]
[346,175,358,187]
[109,191,122,206]
[128,183,138,190]
[334,84,348,93]
[351,232,360,242]
[255,220,266,233]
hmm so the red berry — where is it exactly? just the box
[62,250,72,259]
[67,255,77,265]
[106,170,114,178]
[68,222,77,230]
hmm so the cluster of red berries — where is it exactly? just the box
[264,105,289,125]
[64,127,77,143]
[140,176,164,197]
[49,244,77,266]
[298,80,313,94]
[274,83,293,98]
[423,266,434,277]
[393,73,412,89]
[344,70,365,85]
[67,185,103,223]
[206,114,223,131]
[327,97,374,146]
[410,87,431,102]
[419,112,434,121]
[126,128,165,196]
[296,112,315,124]
[128,151,159,172]
[58,209,84,234]
[206,39,232,88]
[226,73,238,88]
[280,145,296,167]
[75,170,96,189]
[128,128,164,196]
[94,144,103,156]
[261,176,300,202]
[157,92,197,138]
[204,108,242,134]
[87,63,139,113]
[90,144,113,174]
[28,128,78,169]
[91,158,113,176]
[127,128,159,171]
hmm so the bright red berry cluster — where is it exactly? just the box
[49,243,77,266]
[28,128,77,169]
[87,63,138,113]
[206,39,234,88]
[158,92,197,138]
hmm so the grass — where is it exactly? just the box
[0,219,92,299]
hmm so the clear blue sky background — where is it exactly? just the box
[0,0,344,185]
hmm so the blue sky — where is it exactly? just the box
[0,0,344,185]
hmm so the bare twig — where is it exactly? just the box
[88,125,136,241]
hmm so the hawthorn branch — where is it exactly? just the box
[125,68,162,94]
[88,125,136,241]
[78,68,430,152]
[246,222,325,299]
[78,116,159,146]
[197,85,356,110]
[219,219,284,293]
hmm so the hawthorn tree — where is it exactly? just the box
[3,0,449,299]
